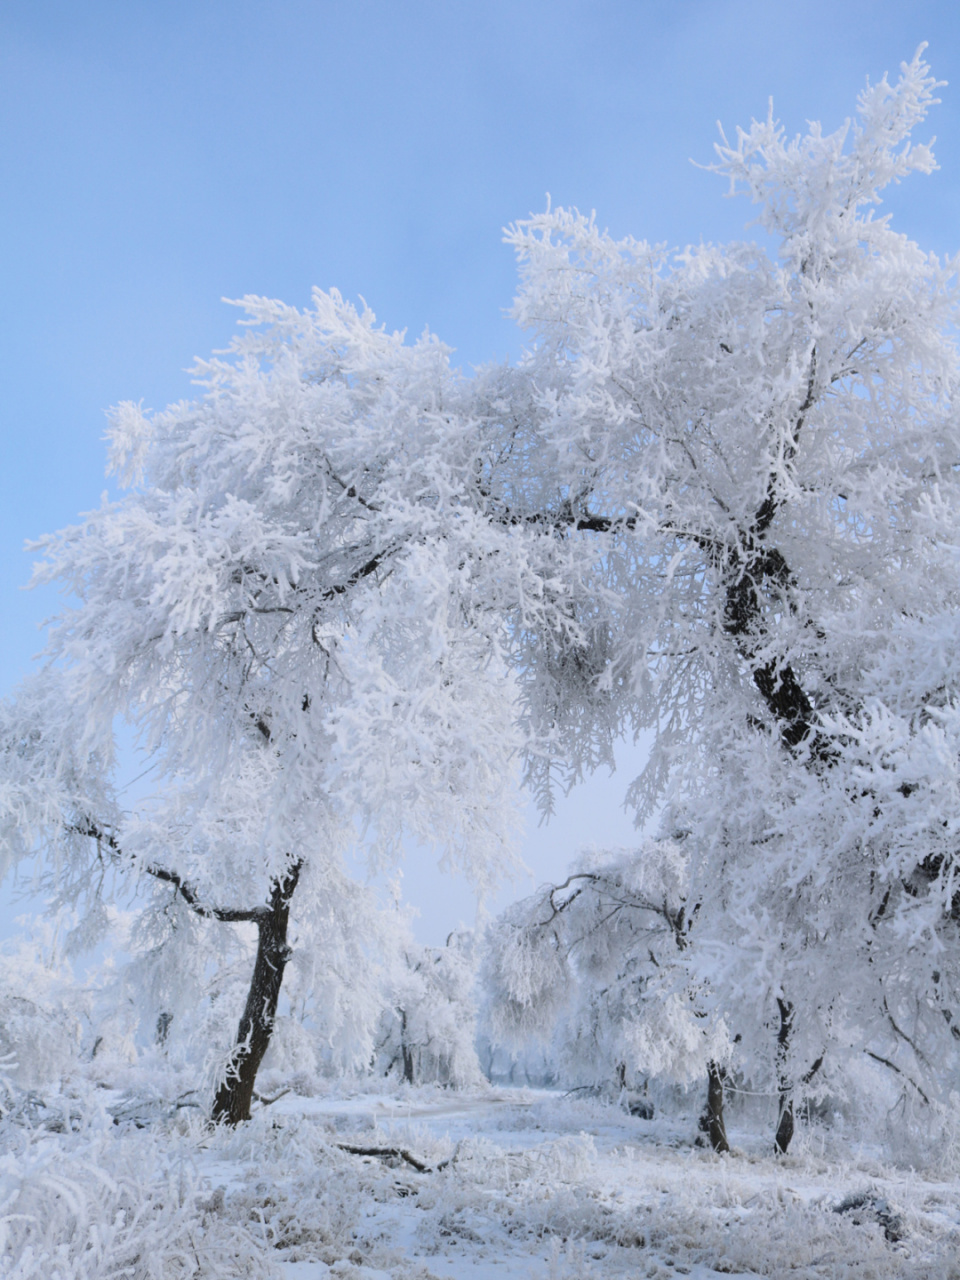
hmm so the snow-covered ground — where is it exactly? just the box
[3,1082,959,1278]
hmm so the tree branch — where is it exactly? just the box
[864,1049,930,1104]
[71,817,271,923]
[144,865,267,922]
[335,1142,449,1174]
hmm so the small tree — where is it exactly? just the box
[485,841,730,1133]
[376,930,484,1088]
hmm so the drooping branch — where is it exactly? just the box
[802,1054,825,1086]
[71,816,267,923]
[864,1049,930,1105]
[534,870,688,951]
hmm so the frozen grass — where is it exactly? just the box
[0,1108,273,1278]
[2,1084,959,1278]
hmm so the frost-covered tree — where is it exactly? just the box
[670,607,960,1150]
[375,929,484,1087]
[485,841,729,1125]
[476,49,960,1148]
[1,293,521,1122]
[114,766,413,1097]
[0,932,90,1100]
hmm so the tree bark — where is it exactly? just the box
[722,542,822,757]
[400,1009,416,1084]
[701,1060,730,1153]
[774,997,795,1155]
[212,861,302,1125]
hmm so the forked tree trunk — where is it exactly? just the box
[212,862,301,1125]
[701,1060,730,1153]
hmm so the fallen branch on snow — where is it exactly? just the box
[335,1142,452,1174]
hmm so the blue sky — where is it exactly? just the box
[2,1,960,940]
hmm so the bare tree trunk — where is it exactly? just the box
[212,862,301,1125]
[701,1060,730,1153]
[774,997,795,1155]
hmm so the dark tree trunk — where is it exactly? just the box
[212,862,301,1125]
[721,518,825,1157]
[723,545,821,758]
[701,1060,730,1153]
[76,822,305,1128]
[774,997,794,1155]
[400,1010,416,1084]
[774,1095,794,1155]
